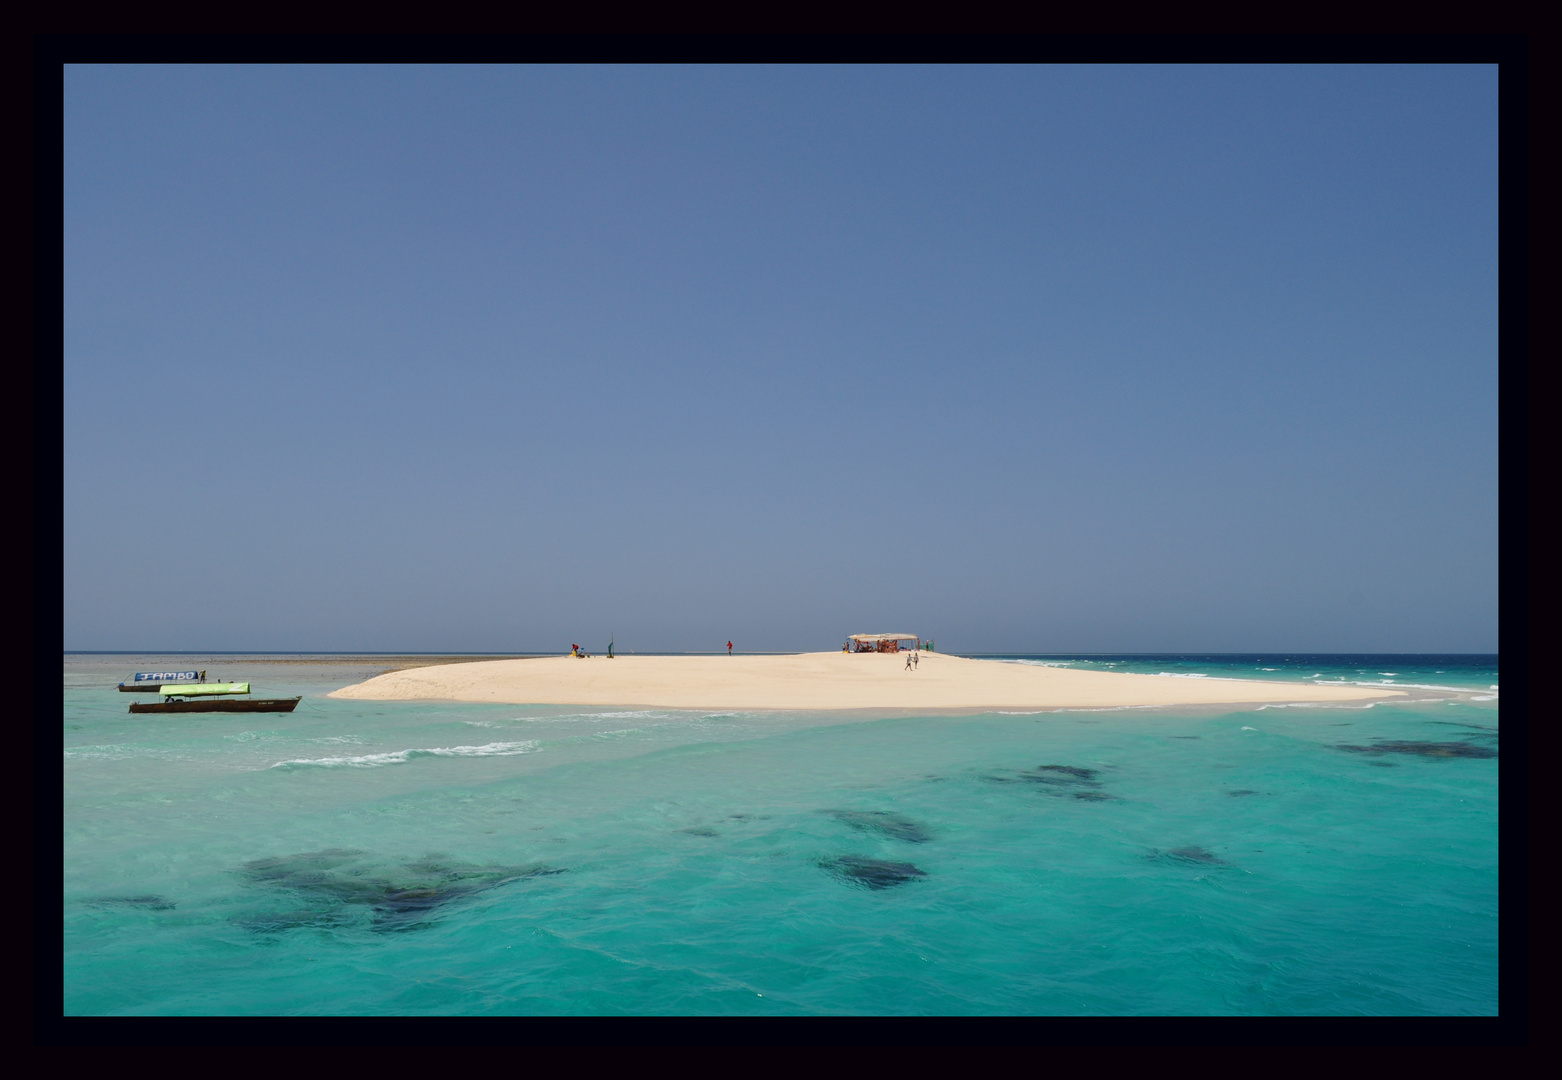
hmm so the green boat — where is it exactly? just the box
[157,682,250,696]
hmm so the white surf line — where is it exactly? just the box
[269,740,541,769]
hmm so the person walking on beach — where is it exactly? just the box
[913,651,919,670]
[727,641,733,656]
[906,652,914,671]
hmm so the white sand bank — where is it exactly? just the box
[328,652,1404,711]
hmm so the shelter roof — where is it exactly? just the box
[848,633,920,642]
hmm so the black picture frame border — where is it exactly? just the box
[34,33,1527,1047]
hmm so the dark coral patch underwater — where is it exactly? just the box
[820,856,928,890]
[1035,765,1099,781]
[825,810,931,842]
[238,849,562,932]
[84,894,176,911]
[1429,720,1498,733]
[1337,739,1496,760]
[987,764,1114,799]
[1150,846,1229,867]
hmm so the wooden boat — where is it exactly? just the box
[128,680,301,714]
[130,697,302,714]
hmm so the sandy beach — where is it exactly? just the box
[327,652,1405,711]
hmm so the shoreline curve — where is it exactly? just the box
[327,652,1408,712]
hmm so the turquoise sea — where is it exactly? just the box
[62,653,1498,1016]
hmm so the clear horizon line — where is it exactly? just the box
[63,649,1501,658]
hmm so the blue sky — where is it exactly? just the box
[63,65,1498,653]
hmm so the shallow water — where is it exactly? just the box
[63,653,1498,1015]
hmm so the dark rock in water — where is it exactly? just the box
[240,849,562,932]
[1227,790,1259,797]
[987,764,1111,799]
[679,827,719,837]
[826,810,931,843]
[86,894,176,911]
[1338,740,1496,760]
[372,887,460,930]
[1153,846,1228,866]
[1430,720,1498,732]
[1017,765,1104,793]
[371,860,564,931]
[1037,765,1099,781]
[1377,740,1496,759]
[821,856,927,890]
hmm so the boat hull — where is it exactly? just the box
[129,697,302,714]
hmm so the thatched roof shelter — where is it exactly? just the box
[847,633,920,652]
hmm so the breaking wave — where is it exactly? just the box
[1352,680,1498,694]
[269,740,541,770]
[64,744,142,760]
[1257,701,1384,711]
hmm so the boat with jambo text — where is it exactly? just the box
[119,669,205,692]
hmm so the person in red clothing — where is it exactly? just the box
[727,641,733,656]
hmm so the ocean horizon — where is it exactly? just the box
[63,652,1498,1016]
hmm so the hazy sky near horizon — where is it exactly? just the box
[64,65,1498,653]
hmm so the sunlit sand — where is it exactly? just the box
[328,652,1404,711]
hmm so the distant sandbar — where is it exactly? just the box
[328,652,1404,711]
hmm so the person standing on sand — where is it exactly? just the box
[906,653,913,671]
[727,641,733,656]
[913,651,919,669]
